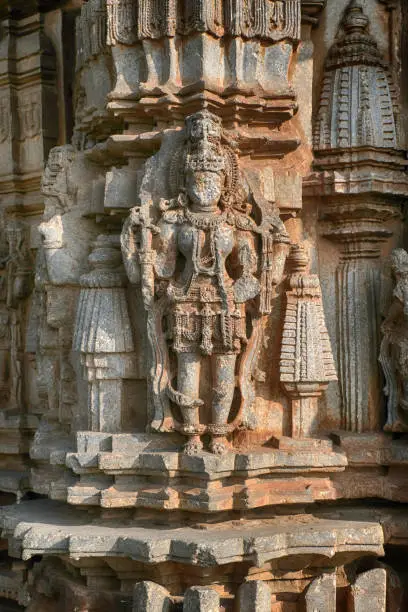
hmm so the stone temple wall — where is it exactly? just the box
[0,0,406,610]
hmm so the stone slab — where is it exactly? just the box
[0,500,384,567]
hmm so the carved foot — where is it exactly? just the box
[393,419,408,432]
[183,436,203,455]
[209,436,230,456]
[384,421,408,433]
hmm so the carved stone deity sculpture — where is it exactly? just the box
[380,249,408,432]
[122,110,289,454]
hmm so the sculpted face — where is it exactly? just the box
[186,170,224,212]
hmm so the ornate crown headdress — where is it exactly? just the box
[185,109,222,144]
[169,110,239,204]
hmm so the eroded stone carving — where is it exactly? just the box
[309,0,408,434]
[32,145,79,423]
[122,109,289,454]
[0,1,407,610]
[280,244,337,437]
[380,248,408,432]
[313,0,399,151]
[106,0,300,116]
[73,234,136,432]
[0,218,33,412]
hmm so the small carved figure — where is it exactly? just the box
[380,249,408,431]
[33,145,78,421]
[122,110,289,454]
[0,219,34,411]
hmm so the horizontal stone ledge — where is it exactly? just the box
[0,500,384,567]
[330,432,408,466]
[66,433,347,479]
[66,474,340,511]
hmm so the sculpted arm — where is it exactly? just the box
[382,291,404,333]
[121,207,142,284]
[153,217,178,280]
[121,208,179,284]
[233,230,261,304]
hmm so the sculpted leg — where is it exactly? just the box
[141,40,160,95]
[210,354,237,455]
[177,352,203,454]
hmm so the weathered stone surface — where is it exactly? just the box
[350,568,387,612]
[0,499,384,566]
[0,0,406,609]
[133,581,171,612]
[236,580,272,612]
[183,586,220,612]
[305,573,336,612]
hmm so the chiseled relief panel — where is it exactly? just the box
[0,1,405,611]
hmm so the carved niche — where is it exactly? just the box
[121,109,290,455]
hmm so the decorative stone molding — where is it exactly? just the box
[0,1,406,610]
[0,13,58,206]
[280,243,337,437]
[306,0,408,433]
[106,0,301,126]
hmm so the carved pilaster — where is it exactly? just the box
[0,13,58,209]
[323,197,399,432]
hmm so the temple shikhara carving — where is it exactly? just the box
[0,0,407,610]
